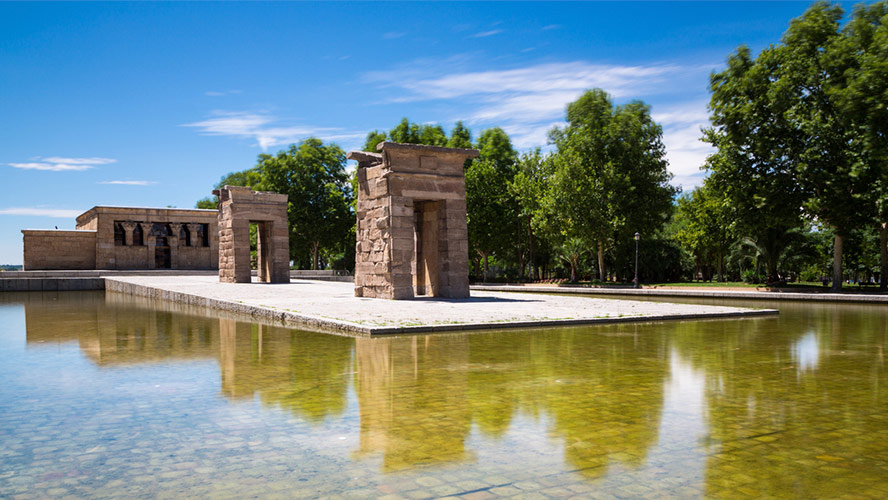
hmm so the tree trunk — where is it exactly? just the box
[717,252,724,282]
[483,253,490,282]
[528,219,537,281]
[767,254,779,284]
[517,212,524,280]
[831,233,843,292]
[597,240,605,282]
[880,222,887,291]
[570,261,577,282]
[312,242,319,270]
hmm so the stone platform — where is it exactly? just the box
[104,275,777,335]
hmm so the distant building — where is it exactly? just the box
[21,206,219,271]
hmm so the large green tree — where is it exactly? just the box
[705,37,808,282]
[674,183,733,282]
[546,89,675,281]
[835,1,888,288]
[779,2,877,290]
[255,138,353,270]
[465,127,517,280]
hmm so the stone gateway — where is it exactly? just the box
[348,142,479,300]
[215,185,290,284]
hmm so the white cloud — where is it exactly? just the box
[383,32,406,39]
[99,180,158,186]
[183,111,365,150]
[542,24,561,31]
[654,101,714,190]
[364,61,693,150]
[0,207,82,218]
[363,59,716,185]
[470,29,503,38]
[7,156,116,172]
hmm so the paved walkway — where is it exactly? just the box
[104,275,777,335]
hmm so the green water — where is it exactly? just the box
[0,291,886,499]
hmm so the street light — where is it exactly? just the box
[634,232,640,288]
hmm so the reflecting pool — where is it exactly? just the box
[1,291,886,499]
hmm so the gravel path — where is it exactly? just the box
[105,275,777,334]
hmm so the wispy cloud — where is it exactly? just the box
[542,24,561,31]
[383,31,406,39]
[205,90,242,97]
[183,111,365,150]
[470,29,503,38]
[654,102,713,189]
[0,207,82,218]
[7,157,116,172]
[99,180,158,186]
[363,59,715,184]
[364,60,689,148]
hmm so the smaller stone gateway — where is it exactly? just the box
[215,186,290,284]
[348,142,479,300]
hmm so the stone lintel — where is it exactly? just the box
[376,141,479,158]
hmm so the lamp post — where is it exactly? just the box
[634,232,640,288]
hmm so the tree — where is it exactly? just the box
[777,2,878,290]
[465,128,517,280]
[447,121,473,149]
[510,149,553,280]
[674,183,733,281]
[195,169,263,209]
[705,42,808,283]
[362,130,387,152]
[386,118,448,146]
[255,138,353,270]
[558,238,586,282]
[547,89,675,282]
[836,1,888,288]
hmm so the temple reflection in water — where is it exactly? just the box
[19,290,888,498]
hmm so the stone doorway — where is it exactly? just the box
[413,200,441,296]
[348,142,478,300]
[215,186,290,284]
[153,224,171,269]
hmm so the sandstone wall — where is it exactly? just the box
[22,230,96,270]
[217,186,289,283]
[350,143,476,300]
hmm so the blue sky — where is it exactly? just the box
[0,1,856,264]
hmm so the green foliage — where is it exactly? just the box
[465,128,518,279]
[557,237,586,282]
[674,184,732,281]
[255,138,353,270]
[195,197,216,209]
[362,130,387,152]
[543,89,676,281]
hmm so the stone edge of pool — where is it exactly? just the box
[102,277,778,336]
[471,284,888,303]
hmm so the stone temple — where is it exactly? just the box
[348,142,478,300]
[22,206,218,271]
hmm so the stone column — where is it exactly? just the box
[120,221,138,246]
[169,223,182,269]
[140,222,155,269]
[186,224,202,247]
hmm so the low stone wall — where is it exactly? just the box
[22,230,96,270]
[0,278,105,292]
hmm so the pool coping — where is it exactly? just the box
[470,284,888,304]
[103,277,778,336]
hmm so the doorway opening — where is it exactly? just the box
[413,200,441,297]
